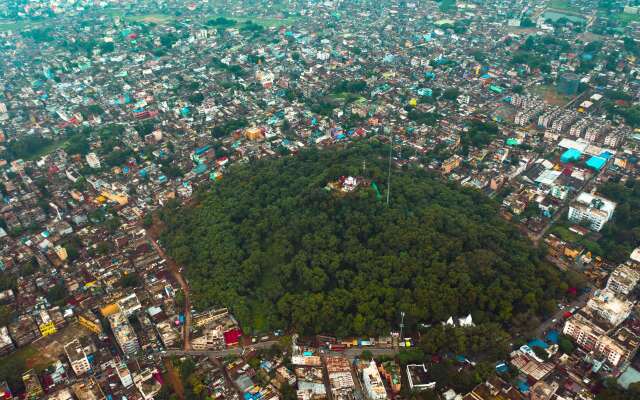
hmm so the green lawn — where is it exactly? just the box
[0,19,37,31]
[548,0,573,11]
[208,15,299,28]
[612,12,640,25]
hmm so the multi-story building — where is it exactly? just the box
[8,315,39,347]
[117,293,142,317]
[77,313,103,335]
[108,312,140,356]
[594,327,640,367]
[563,312,605,351]
[568,192,616,232]
[64,338,91,376]
[585,289,633,328]
[116,360,134,388]
[85,153,101,169]
[441,154,462,174]
[0,326,15,356]
[22,369,44,400]
[362,361,387,400]
[326,356,355,399]
[36,309,57,337]
[606,262,640,296]
[406,364,436,391]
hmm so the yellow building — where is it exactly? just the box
[36,309,57,336]
[54,245,68,261]
[100,303,120,317]
[39,321,57,336]
[78,314,103,335]
[101,191,128,206]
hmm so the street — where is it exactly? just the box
[147,233,193,351]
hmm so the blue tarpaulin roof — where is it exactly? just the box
[586,156,606,170]
[527,339,549,349]
[546,330,559,344]
[561,148,582,163]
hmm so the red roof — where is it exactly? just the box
[223,328,242,346]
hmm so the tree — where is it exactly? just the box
[159,145,565,336]
[558,335,575,354]
[360,350,373,360]
[441,87,460,101]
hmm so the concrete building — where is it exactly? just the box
[116,360,134,388]
[606,262,640,296]
[326,356,355,399]
[563,312,605,351]
[36,309,57,336]
[108,312,140,356]
[530,381,559,400]
[0,326,15,356]
[585,289,633,328]
[64,338,91,376]
[406,364,435,391]
[568,192,616,232]
[362,361,387,400]
[594,327,640,367]
[85,153,101,169]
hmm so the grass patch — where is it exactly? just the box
[548,0,573,11]
[0,345,51,372]
[23,138,70,161]
[0,19,38,31]
[126,14,176,24]
[611,12,640,25]
[209,15,299,28]
[529,84,572,106]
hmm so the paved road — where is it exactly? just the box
[147,234,193,351]
[163,343,400,361]
[530,156,610,246]
[534,290,591,338]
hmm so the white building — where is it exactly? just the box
[585,290,633,328]
[108,312,140,356]
[85,152,101,169]
[568,192,616,232]
[606,262,640,296]
[116,360,134,388]
[64,338,91,376]
[406,364,436,391]
[362,361,388,400]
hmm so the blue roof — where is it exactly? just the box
[560,148,582,163]
[586,156,606,170]
[546,330,559,344]
[517,382,530,393]
[195,145,210,155]
[194,163,208,174]
[527,339,548,350]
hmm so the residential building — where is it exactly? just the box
[585,289,633,328]
[85,153,101,169]
[0,326,14,356]
[8,315,39,347]
[108,312,140,356]
[563,313,605,351]
[36,309,57,336]
[567,192,616,232]
[362,361,387,400]
[22,369,44,400]
[606,262,640,296]
[77,313,103,335]
[116,360,134,388]
[593,327,640,367]
[64,338,91,376]
[406,364,436,391]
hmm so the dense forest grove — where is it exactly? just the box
[160,143,569,341]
